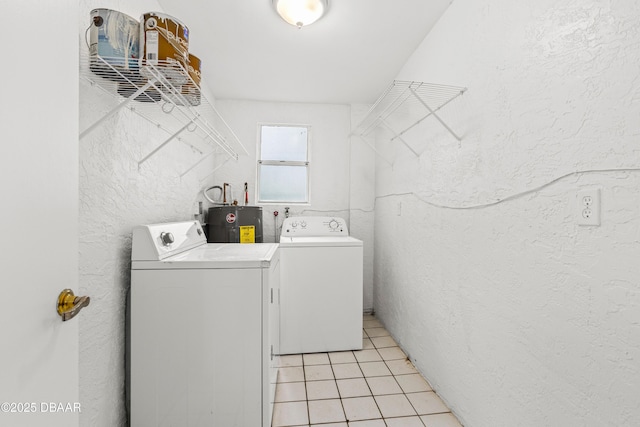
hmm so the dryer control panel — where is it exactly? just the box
[132,221,207,261]
[281,216,349,237]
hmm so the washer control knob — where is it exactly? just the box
[329,219,339,230]
[291,221,298,228]
[301,221,307,228]
[160,232,174,246]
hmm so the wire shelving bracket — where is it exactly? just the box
[350,80,467,158]
[79,52,248,175]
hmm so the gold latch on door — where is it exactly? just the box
[57,289,90,321]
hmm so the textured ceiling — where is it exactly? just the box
[156,0,453,104]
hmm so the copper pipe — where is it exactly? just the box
[223,183,230,204]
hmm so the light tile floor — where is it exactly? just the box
[272,314,463,427]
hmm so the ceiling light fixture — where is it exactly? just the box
[272,0,329,29]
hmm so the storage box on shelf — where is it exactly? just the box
[79,52,248,176]
[350,80,467,161]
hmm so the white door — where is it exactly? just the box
[0,1,80,426]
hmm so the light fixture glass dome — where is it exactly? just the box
[272,0,329,28]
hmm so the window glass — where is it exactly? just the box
[259,165,308,203]
[260,126,308,161]
[258,125,309,204]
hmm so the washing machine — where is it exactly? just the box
[279,216,363,354]
[130,221,280,427]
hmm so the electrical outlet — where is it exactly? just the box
[577,188,601,226]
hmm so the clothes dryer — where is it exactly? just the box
[130,221,279,427]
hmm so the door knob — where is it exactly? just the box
[57,289,90,321]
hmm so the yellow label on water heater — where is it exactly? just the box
[239,226,255,244]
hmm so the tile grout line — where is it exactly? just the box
[302,355,311,426]
[328,351,348,425]
[357,328,391,426]
[376,333,420,419]
[363,323,428,426]
[370,322,452,426]
[275,316,456,427]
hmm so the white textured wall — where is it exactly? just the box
[210,99,376,308]
[350,104,377,312]
[374,1,640,426]
[78,1,220,425]
[210,99,352,240]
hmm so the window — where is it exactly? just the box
[258,125,309,203]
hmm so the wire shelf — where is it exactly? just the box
[351,80,467,158]
[79,52,248,175]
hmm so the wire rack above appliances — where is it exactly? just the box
[350,80,467,160]
[79,52,248,177]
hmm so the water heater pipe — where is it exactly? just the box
[203,186,223,204]
[223,183,230,204]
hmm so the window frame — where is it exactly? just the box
[256,123,311,205]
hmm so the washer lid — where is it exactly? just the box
[132,243,279,269]
[279,236,363,247]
